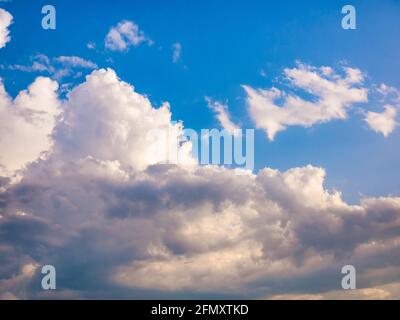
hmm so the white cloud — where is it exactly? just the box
[54,68,195,171]
[0,76,60,178]
[1,68,400,299]
[0,8,12,49]
[365,105,397,137]
[87,41,96,50]
[363,82,400,137]
[105,20,152,52]
[244,63,368,140]
[206,97,240,135]
[172,42,181,63]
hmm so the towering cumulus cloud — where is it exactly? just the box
[0,77,60,179]
[53,68,194,171]
[1,69,400,299]
[0,8,12,49]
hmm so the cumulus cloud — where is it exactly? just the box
[54,68,195,171]
[0,76,60,179]
[363,83,400,137]
[244,63,368,140]
[110,167,400,293]
[365,105,397,137]
[206,97,240,135]
[1,68,400,299]
[0,8,12,49]
[105,20,152,52]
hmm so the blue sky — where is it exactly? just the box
[1,0,399,202]
[1,0,400,299]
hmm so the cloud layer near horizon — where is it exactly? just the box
[1,68,400,299]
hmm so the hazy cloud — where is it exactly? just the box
[172,42,182,63]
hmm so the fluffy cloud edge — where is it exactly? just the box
[105,20,153,52]
[365,105,397,137]
[244,63,369,140]
[0,8,12,49]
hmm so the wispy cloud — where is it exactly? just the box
[54,56,98,69]
[172,42,182,63]
[5,54,98,80]
[206,97,240,135]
